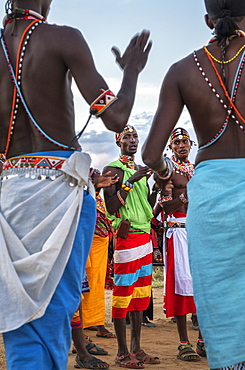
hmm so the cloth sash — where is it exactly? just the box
[0,150,95,333]
[186,158,245,369]
[166,215,193,296]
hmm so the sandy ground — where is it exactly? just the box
[0,287,209,369]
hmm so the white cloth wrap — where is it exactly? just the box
[166,215,193,296]
[0,151,94,333]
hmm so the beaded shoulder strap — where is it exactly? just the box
[0,21,78,158]
[193,49,245,151]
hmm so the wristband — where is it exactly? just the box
[157,157,173,180]
[152,184,161,194]
[121,183,133,192]
[125,180,134,189]
[116,190,126,205]
[179,192,188,204]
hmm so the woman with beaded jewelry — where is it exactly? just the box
[142,1,245,369]
[0,0,152,369]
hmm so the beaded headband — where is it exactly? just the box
[169,127,190,144]
[115,124,137,143]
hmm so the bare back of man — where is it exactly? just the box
[142,3,245,369]
[142,17,245,168]
[0,0,152,159]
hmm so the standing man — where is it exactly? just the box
[154,128,205,362]
[0,0,152,368]
[103,124,160,369]
[142,1,245,369]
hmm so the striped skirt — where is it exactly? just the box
[112,232,152,319]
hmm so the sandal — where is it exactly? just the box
[96,332,116,338]
[74,355,109,369]
[85,342,108,355]
[115,353,145,369]
[196,342,206,357]
[133,349,160,364]
[177,344,201,362]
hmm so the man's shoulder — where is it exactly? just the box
[105,159,122,168]
[43,23,83,41]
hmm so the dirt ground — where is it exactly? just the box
[0,287,209,370]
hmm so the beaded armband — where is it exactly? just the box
[116,190,126,206]
[179,192,188,204]
[158,195,172,207]
[90,89,118,117]
[157,157,173,180]
[121,180,134,192]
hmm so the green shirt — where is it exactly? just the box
[106,159,153,234]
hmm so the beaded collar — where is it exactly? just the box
[119,155,135,169]
[3,9,46,26]
[209,29,245,44]
[171,156,194,179]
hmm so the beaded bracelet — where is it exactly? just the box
[157,157,173,180]
[158,196,172,207]
[125,180,134,189]
[179,192,188,204]
[116,190,126,206]
[152,184,161,194]
[90,89,118,117]
[121,183,133,192]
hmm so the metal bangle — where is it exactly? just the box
[157,157,173,180]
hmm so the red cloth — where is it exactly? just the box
[164,212,196,317]
[112,232,152,319]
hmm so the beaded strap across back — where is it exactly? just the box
[0,16,79,162]
[193,48,245,151]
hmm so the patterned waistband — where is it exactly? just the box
[3,155,66,171]
[1,155,66,181]
[167,222,185,228]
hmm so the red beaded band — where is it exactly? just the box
[90,89,118,117]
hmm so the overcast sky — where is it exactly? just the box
[0,1,212,168]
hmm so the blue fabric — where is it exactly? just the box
[186,158,245,369]
[115,263,152,287]
[3,190,96,370]
[16,150,81,158]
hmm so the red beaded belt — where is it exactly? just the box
[3,155,66,171]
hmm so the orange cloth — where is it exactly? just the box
[82,234,109,327]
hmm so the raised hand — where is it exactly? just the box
[111,30,152,73]
[95,171,119,189]
[128,166,152,183]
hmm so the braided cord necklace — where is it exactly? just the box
[1,18,78,158]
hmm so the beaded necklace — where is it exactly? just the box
[0,14,79,159]
[203,44,245,64]
[171,156,194,179]
[208,29,245,44]
[3,9,46,26]
[193,49,245,151]
[119,155,135,169]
